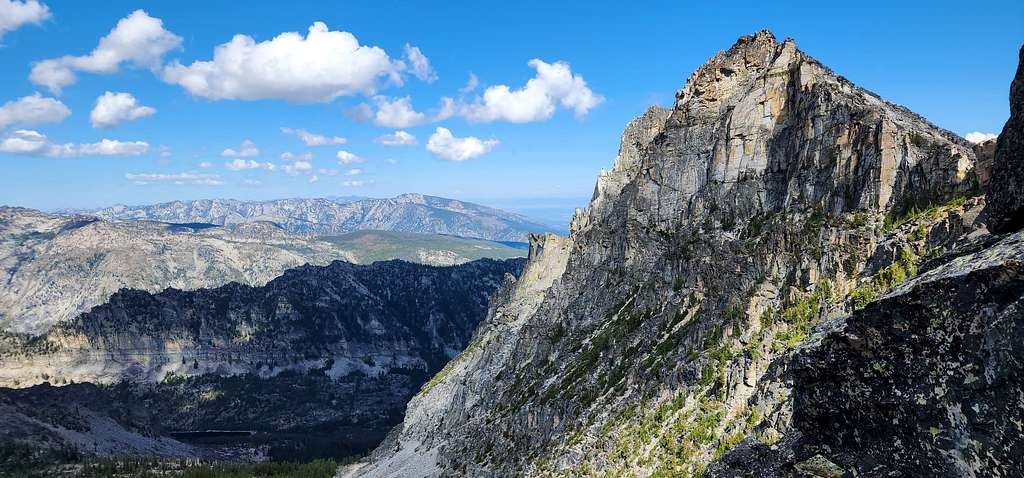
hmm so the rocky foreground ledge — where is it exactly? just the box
[708,229,1024,477]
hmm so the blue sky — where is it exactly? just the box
[0,0,1021,222]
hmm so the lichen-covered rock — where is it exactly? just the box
[985,45,1024,234]
[708,231,1024,477]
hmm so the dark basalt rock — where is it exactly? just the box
[985,45,1024,234]
[708,232,1024,477]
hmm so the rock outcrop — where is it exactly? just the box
[707,230,1024,477]
[985,45,1024,233]
[972,138,997,188]
[89,194,553,242]
[346,31,992,478]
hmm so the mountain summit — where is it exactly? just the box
[344,31,1005,477]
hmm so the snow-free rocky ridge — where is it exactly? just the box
[345,31,1020,477]
[0,207,524,334]
[89,194,553,242]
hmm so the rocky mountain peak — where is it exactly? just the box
[571,30,981,249]
[675,29,785,116]
[395,193,428,204]
[346,31,995,478]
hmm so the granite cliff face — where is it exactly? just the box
[346,31,996,477]
[0,207,523,334]
[89,194,552,242]
[984,45,1024,234]
[708,45,1024,476]
[0,258,524,463]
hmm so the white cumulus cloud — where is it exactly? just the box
[433,96,456,121]
[162,22,403,102]
[425,127,498,161]
[458,59,603,122]
[336,150,365,164]
[30,10,181,94]
[459,72,479,94]
[308,175,319,184]
[0,0,50,39]
[126,171,223,186]
[0,93,70,129]
[0,129,50,154]
[77,138,149,156]
[403,44,436,83]
[345,168,362,176]
[374,130,416,146]
[90,91,155,128]
[341,180,364,187]
[221,139,259,158]
[280,127,345,146]
[282,160,313,176]
[965,131,998,144]
[198,161,212,168]
[372,95,426,128]
[224,158,275,171]
[280,151,314,162]
[0,129,149,157]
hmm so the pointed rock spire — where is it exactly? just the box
[985,44,1024,233]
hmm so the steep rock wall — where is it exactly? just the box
[348,31,987,478]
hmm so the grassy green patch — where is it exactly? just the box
[321,230,525,264]
[762,284,831,352]
[544,298,649,403]
[884,196,967,232]
[850,246,920,310]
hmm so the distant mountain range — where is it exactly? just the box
[0,207,524,334]
[0,257,524,467]
[87,194,554,242]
